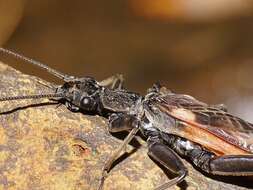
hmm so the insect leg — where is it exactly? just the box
[209,155,253,175]
[99,74,124,89]
[184,148,253,175]
[107,113,137,132]
[147,83,172,95]
[161,134,217,175]
[98,114,139,190]
[147,136,187,190]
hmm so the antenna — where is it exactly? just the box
[0,93,64,102]
[0,47,73,81]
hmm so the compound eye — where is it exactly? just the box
[81,97,92,106]
[81,96,96,111]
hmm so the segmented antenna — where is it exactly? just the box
[0,93,64,102]
[0,47,72,81]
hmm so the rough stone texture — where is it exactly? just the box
[0,61,252,190]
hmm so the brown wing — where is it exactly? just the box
[156,93,253,155]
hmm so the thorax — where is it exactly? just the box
[100,88,142,114]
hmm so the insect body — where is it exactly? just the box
[1,47,253,190]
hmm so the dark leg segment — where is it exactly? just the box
[209,155,253,176]
[161,133,215,173]
[98,113,139,190]
[147,136,187,190]
[108,113,137,132]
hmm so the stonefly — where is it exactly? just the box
[1,47,253,190]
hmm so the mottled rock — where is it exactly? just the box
[0,62,251,190]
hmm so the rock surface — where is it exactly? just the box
[0,61,252,190]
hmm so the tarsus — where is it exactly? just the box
[0,47,72,81]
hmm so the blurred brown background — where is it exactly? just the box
[2,0,253,121]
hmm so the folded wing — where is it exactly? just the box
[157,94,253,155]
